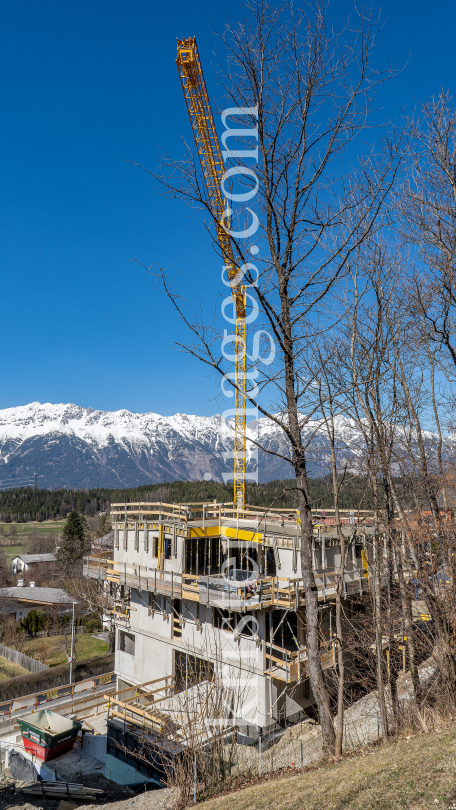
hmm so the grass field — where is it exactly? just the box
[1,544,27,562]
[0,520,64,560]
[0,656,28,681]
[198,722,456,810]
[22,634,110,667]
[0,521,64,536]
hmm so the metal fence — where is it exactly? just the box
[0,671,116,725]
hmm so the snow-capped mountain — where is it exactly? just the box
[0,402,447,490]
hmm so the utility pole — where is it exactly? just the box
[34,473,37,490]
[69,602,77,683]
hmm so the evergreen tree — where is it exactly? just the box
[21,609,46,636]
[96,512,112,538]
[0,476,395,522]
[56,510,90,576]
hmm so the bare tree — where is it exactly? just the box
[402,90,456,369]
[72,575,114,652]
[332,243,415,730]
[318,385,349,755]
[143,0,403,753]
[26,529,57,554]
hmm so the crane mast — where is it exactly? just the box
[176,37,246,511]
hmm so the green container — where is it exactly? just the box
[18,709,82,761]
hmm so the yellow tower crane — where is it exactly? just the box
[176,37,247,511]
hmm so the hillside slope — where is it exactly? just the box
[192,723,456,810]
[7,723,456,810]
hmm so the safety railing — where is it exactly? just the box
[85,556,367,610]
[0,672,116,723]
[105,674,175,735]
[110,501,375,527]
[265,639,336,683]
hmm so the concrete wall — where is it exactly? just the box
[115,631,173,685]
[114,588,316,730]
[0,653,114,701]
[115,526,185,574]
[104,752,154,785]
[110,521,366,732]
[82,732,107,762]
[112,523,366,586]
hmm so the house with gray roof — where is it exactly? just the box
[12,553,56,575]
[0,585,75,622]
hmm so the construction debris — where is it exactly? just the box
[22,781,105,802]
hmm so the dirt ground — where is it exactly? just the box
[0,767,137,810]
[6,720,456,810]
[0,784,175,810]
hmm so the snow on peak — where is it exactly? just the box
[0,402,235,453]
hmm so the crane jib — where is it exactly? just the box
[177,37,247,510]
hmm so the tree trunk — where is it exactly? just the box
[394,546,421,704]
[373,533,389,741]
[297,469,336,753]
[335,587,344,757]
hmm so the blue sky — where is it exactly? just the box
[0,0,454,417]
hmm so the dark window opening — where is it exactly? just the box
[164,536,171,560]
[119,630,135,656]
[213,608,255,637]
[175,651,214,691]
[265,547,276,576]
[266,609,299,652]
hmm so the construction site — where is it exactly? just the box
[80,497,378,782]
[0,497,383,793]
[0,29,443,808]
[0,35,402,798]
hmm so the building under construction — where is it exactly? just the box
[85,501,373,767]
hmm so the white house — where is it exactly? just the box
[11,553,56,575]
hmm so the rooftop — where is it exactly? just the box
[0,586,74,604]
[111,501,375,536]
[15,553,56,563]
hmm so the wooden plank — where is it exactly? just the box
[108,696,169,725]
[182,591,200,602]
[26,783,104,793]
[134,689,177,709]
[108,675,173,698]
[109,709,163,731]
[266,642,290,655]
[125,684,174,705]
[263,669,288,682]
[265,652,290,666]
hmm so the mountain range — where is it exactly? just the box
[0,401,442,490]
